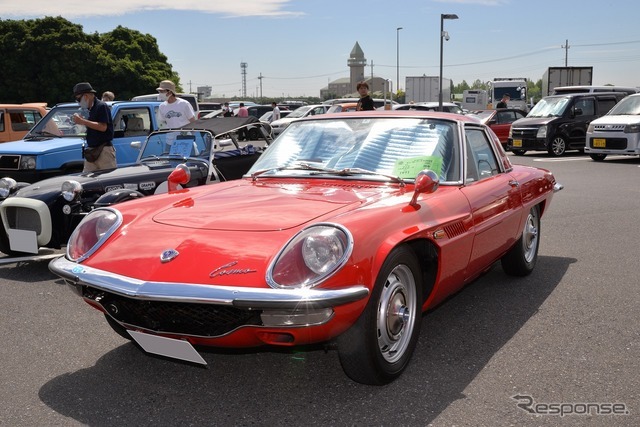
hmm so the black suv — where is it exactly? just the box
[507,92,625,156]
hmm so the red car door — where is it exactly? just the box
[460,127,523,278]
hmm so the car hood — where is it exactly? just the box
[512,117,556,127]
[591,114,640,125]
[14,164,173,198]
[152,180,386,232]
[0,137,83,155]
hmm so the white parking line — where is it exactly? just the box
[533,155,633,162]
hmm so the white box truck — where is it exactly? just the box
[541,66,593,96]
[405,76,451,103]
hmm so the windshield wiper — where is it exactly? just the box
[251,162,405,185]
[25,130,62,139]
[312,167,405,185]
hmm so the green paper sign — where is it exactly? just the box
[392,156,443,179]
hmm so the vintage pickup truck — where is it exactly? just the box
[0,100,160,183]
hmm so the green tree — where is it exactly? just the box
[0,17,179,105]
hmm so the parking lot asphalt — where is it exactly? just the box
[0,152,638,426]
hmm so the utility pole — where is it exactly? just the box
[258,73,263,101]
[561,39,570,66]
[240,62,248,98]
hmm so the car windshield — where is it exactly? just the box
[467,110,494,123]
[527,97,570,118]
[248,117,460,182]
[286,106,313,118]
[25,105,87,139]
[607,96,640,115]
[139,130,213,160]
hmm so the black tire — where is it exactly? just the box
[103,314,134,341]
[247,128,260,140]
[590,153,607,161]
[0,227,25,257]
[512,149,527,156]
[548,136,567,156]
[337,246,423,385]
[501,205,540,276]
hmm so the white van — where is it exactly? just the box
[132,93,199,117]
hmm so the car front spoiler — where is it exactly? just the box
[49,256,369,310]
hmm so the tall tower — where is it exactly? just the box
[348,42,366,92]
[240,62,248,98]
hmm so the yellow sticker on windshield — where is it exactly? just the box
[393,156,443,179]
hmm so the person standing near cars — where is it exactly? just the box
[72,82,116,172]
[270,102,281,122]
[156,80,196,129]
[236,102,249,140]
[496,93,510,108]
[356,81,375,111]
[222,102,233,117]
[101,91,115,102]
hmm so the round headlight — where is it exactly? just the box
[268,224,352,289]
[61,180,82,202]
[67,208,122,262]
[60,180,82,202]
[20,156,37,170]
[0,177,18,199]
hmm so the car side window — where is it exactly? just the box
[597,98,617,115]
[114,108,153,136]
[465,127,500,181]
[576,98,595,116]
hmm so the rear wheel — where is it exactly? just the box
[247,127,260,140]
[590,153,607,161]
[548,136,567,156]
[501,205,540,276]
[338,246,423,385]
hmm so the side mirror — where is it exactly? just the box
[574,108,583,117]
[409,170,439,208]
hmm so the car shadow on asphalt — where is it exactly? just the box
[38,255,575,426]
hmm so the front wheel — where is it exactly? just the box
[548,136,567,156]
[501,205,540,276]
[590,153,607,161]
[338,246,423,385]
[512,149,527,156]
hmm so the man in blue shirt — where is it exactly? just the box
[72,82,115,171]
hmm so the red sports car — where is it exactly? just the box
[50,111,562,385]
[467,108,527,145]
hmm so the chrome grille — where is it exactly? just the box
[593,124,625,132]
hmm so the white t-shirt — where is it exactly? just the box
[158,97,195,129]
[271,106,281,122]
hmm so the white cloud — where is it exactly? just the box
[0,0,304,18]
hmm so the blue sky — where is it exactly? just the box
[3,0,639,98]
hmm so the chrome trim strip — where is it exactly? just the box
[49,256,369,309]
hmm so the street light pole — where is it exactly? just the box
[396,27,403,99]
[439,14,458,111]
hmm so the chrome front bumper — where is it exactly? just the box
[49,256,369,310]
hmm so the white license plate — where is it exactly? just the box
[128,330,207,365]
[7,229,39,254]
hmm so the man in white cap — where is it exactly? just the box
[156,80,196,129]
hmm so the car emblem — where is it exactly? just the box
[160,249,179,263]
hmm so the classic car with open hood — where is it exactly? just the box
[49,110,562,385]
